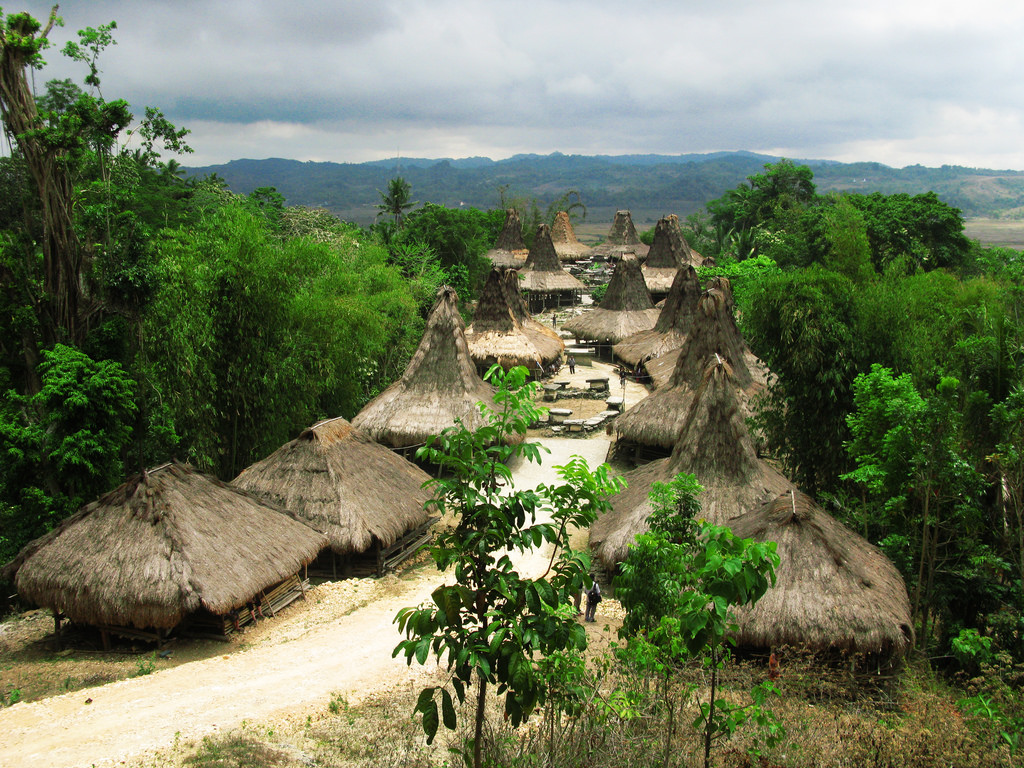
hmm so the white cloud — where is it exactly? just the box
[12,0,1024,170]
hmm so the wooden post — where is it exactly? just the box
[53,611,63,652]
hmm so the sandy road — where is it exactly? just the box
[0,437,613,768]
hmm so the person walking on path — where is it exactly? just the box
[584,574,602,622]
[551,312,557,328]
[567,355,576,375]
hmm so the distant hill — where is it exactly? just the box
[185,152,1024,225]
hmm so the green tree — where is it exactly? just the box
[0,344,136,562]
[394,365,623,768]
[376,175,417,226]
[744,266,863,493]
[842,365,987,647]
[615,473,783,768]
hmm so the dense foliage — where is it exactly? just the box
[693,161,1024,678]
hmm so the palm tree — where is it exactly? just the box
[377,176,417,227]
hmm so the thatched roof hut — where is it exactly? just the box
[592,210,650,261]
[503,269,565,347]
[485,208,528,268]
[352,286,513,450]
[466,267,563,372]
[642,216,694,298]
[591,358,792,570]
[2,462,328,630]
[614,282,758,453]
[728,489,914,660]
[233,417,433,556]
[613,265,702,367]
[550,211,593,262]
[644,277,768,392]
[518,224,585,311]
[562,254,659,345]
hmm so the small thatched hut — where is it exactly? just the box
[642,216,693,300]
[728,489,914,662]
[561,254,659,351]
[518,223,585,312]
[466,267,563,374]
[352,285,515,451]
[485,208,529,267]
[2,462,328,632]
[550,211,593,262]
[592,210,650,261]
[591,357,792,570]
[613,265,702,368]
[233,417,434,575]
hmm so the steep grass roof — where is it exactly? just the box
[562,254,659,344]
[612,265,702,367]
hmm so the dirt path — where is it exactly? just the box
[0,438,614,768]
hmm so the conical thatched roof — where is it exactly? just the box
[2,462,328,629]
[550,211,593,262]
[562,254,659,344]
[615,282,755,451]
[592,210,650,260]
[233,417,433,555]
[642,216,690,295]
[466,268,563,370]
[352,286,513,449]
[519,224,586,293]
[485,208,528,267]
[591,358,792,570]
[613,265,702,367]
[503,269,565,347]
[645,277,768,392]
[728,490,914,660]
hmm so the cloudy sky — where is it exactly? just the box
[10,0,1024,169]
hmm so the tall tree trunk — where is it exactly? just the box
[0,9,86,346]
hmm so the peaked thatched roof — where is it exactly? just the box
[503,270,565,347]
[592,210,650,260]
[642,216,692,295]
[550,211,593,261]
[645,277,767,391]
[352,286,512,449]
[616,282,762,449]
[728,490,914,659]
[519,224,586,293]
[613,265,702,367]
[466,268,563,370]
[486,208,528,267]
[233,417,433,555]
[562,254,659,344]
[3,462,328,629]
[591,358,792,570]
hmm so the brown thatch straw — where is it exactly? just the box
[615,284,759,450]
[3,462,328,629]
[466,268,563,370]
[613,265,702,367]
[486,208,528,267]
[519,224,586,293]
[728,490,914,660]
[642,216,691,295]
[592,210,650,260]
[352,286,515,449]
[591,358,792,570]
[562,254,659,344]
[645,277,768,392]
[503,270,565,348]
[233,417,432,555]
[550,211,593,262]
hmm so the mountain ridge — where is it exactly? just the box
[185,151,1024,224]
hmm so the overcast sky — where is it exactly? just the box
[10,0,1024,169]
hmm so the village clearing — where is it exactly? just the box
[0,362,645,768]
